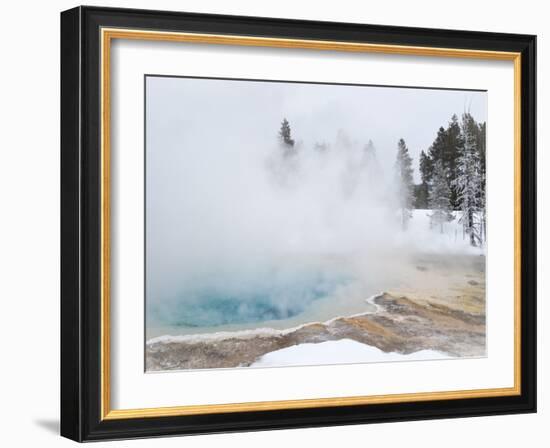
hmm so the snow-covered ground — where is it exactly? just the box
[393,209,485,254]
[250,339,450,368]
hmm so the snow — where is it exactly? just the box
[395,209,485,254]
[250,339,451,368]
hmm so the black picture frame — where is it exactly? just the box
[61,5,536,442]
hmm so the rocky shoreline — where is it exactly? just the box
[146,266,486,371]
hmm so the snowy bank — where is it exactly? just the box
[398,209,485,254]
[251,339,450,368]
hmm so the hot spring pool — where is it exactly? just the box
[146,264,383,339]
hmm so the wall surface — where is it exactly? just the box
[0,0,546,446]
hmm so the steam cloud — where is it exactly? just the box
[145,76,486,330]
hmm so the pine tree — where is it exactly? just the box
[361,139,384,195]
[419,150,433,184]
[475,121,487,241]
[413,184,428,209]
[362,140,379,170]
[421,127,446,209]
[422,115,463,210]
[416,149,433,209]
[278,118,296,157]
[444,114,463,208]
[395,138,414,230]
[455,113,483,246]
[428,126,447,163]
[364,139,376,155]
[429,160,454,233]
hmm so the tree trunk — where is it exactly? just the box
[468,210,476,246]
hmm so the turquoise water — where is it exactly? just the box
[145,257,391,339]
[147,271,351,330]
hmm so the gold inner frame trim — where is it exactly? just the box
[100,27,522,421]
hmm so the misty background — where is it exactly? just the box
[145,75,487,334]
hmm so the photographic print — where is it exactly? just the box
[145,76,487,372]
[61,9,536,440]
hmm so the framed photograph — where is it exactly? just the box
[60,6,536,442]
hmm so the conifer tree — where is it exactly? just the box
[361,139,384,195]
[395,138,414,230]
[364,139,376,155]
[416,149,433,209]
[362,140,379,170]
[420,115,463,210]
[428,126,447,163]
[475,121,487,241]
[455,113,483,246]
[429,160,454,232]
[444,114,463,208]
[278,118,296,157]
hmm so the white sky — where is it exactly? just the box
[146,75,487,182]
